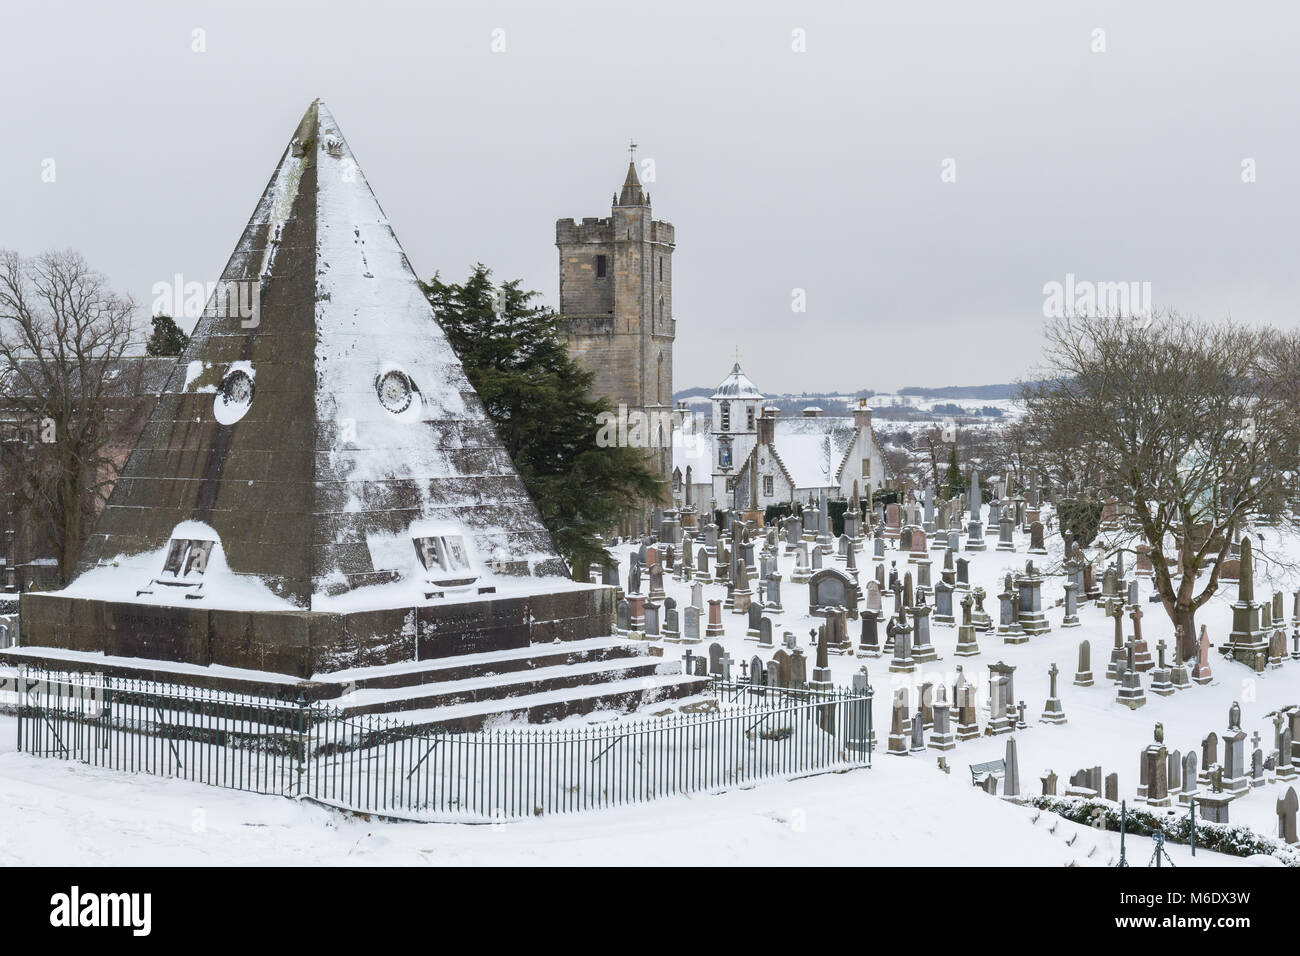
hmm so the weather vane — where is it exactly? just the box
[628,139,638,161]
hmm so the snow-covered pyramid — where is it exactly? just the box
[20,101,610,678]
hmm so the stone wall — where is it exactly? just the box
[18,585,616,679]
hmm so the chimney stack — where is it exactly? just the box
[854,397,873,429]
[757,406,777,445]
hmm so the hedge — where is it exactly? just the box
[1025,794,1298,865]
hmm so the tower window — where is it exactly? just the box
[659,258,663,280]
[720,404,730,431]
[596,255,608,278]
[746,407,755,430]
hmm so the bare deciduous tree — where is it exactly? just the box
[1021,313,1299,659]
[0,250,139,584]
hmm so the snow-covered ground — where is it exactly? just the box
[1,507,1296,866]
[0,713,1249,866]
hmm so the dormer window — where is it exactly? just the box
[413,533,478,593]
[162,539,214,581]
[138,536,215,599]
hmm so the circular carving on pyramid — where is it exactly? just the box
[377,370,415,414]
[214,368,255,425]
[220,370,253,406]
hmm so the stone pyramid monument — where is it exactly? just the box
[21,100,611,678]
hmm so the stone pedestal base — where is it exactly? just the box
[956,722,980,742]
[1234,641,1270,673]
[928,732,956,751]
[1198,794,1232,823]
[1105,649,1126,682]
[986,716,1013,736]
[1223,776,1249,798]
[1073,670,1093,687]
[1040,700,1067,724]
[1116,686,1147,709]
[1020,614,1051,636]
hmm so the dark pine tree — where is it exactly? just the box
[145,314,189,356]
[422,264,662,575]
[943,444,965,499]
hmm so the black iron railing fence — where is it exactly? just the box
[11,668,872,821]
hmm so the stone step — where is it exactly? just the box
[332,655,677,716]
[321,636,653,692]
[364,672,713,732]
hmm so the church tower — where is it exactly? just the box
[556,155,676,531]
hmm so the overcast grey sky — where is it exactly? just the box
[4,0,1298,393]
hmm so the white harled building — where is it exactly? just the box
[671,363,886,514]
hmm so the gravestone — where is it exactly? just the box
[772,648,792,687]
[1074,639,1093,686]
[1277,787,1299,845]
[708,642,726,676]
[808,567,858,617]
[683,605,701,644]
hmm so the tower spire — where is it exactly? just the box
[618,146,645,206]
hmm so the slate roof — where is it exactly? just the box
[773,418,857,491]
[1,356,179,403]
[711,362,764,401]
